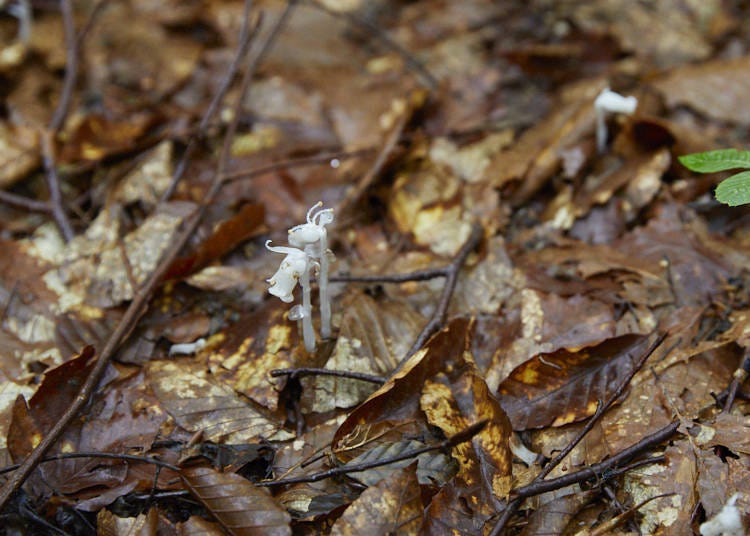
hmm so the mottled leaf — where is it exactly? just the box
[331,463,423,536]
[182,466,291,536]
[421,370,513,532]
[332,318,474,463]
[497,334,653,430]
[305,291,422,413]
[165,203,265,281]
[148,361,292,443]
[8,346,96,460]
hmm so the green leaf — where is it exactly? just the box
[678,149,750,173]
[715,171,750,206]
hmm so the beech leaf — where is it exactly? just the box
[182,466,291,536]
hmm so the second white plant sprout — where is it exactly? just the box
[594,87,638,153]
[266,202,335,351]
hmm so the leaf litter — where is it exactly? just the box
[1,0,750,534]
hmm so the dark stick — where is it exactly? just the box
[334,98,409,221]
[0,451,180,476]
[511,421,678,500]
[0,0,262,509]
[404,222,483,360]
[256,420,487,487]
[0,190,52,213]
[722,350,749,413]
[270,367,386,384]
[331,266,448,283]
[41,0,80,241]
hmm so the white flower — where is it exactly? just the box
[265,241,309,303]
[288,202,334,253]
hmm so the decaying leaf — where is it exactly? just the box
[653,56,750,124]
[148,360,293,443]
[497,334,654,430]
[305,291,422,413]
[331,463,423,536]
[182,466,291,536]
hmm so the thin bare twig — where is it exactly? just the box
[331,266,447,283]
[405,222,483,360]
[334,102,410,220]
[270,367,386,384]
[308,0,439,90]
[160,0,257,201]
[588,492,676,536]
[0,0,263,509]
[0,190,52,213]
[0,451,180,476]
[256,420,487,487]
[512,421,678,499]
[721,350,749,413]
[41,0,81,241]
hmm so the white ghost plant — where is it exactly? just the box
[287,202,335,338]
[266,202,335,351]
[594,87,638,153]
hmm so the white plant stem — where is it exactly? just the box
[300,265,316,352]
[319,237,331,339]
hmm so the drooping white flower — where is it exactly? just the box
[265,241,309,303]
[265,203,336,352]
[287,202,335,338]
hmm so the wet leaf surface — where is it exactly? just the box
[497,334,653,430]
[3,0,750,533]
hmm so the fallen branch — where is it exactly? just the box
[270,367,385,384]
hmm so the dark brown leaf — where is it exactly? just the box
[7,346,96,461]
[182,466,291,536]
[331,463,423,536]
[165,203,265,281]
[497,334,653,430]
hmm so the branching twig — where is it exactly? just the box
[512,421,677,499]
[0,0,264,509]
[41,0,81,241]
[270,367,385,384]
[0,190,52,213]
[334,101,410,221]
[256,420,487,487]
[588,492,676,536]
[405,222,483,359]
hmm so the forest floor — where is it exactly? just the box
[0,0,749,534]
